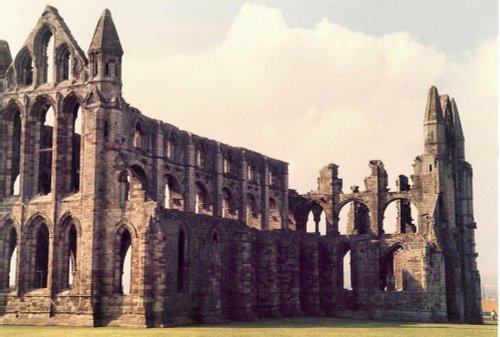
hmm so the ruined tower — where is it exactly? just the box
[0,7,482,327]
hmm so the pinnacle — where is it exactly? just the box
[424,85,444,123]
[44,5,57,12]
[451,98,465,140]
[440,94,453,122]
[88,8,123,55]
[43,5,59,16]
[0,40,12,77]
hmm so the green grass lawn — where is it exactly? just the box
[1,317,497,337]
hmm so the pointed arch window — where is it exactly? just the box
[56,44,71,82]
[338,200,370,235]
[164,175,183,210]
[223,152,233,175]
[67,225,77,288]
[71,105,82,192]
[105,58,116,77]
[61,96,83,194]
[2,227,18,289]
[133,122,143,149]
[165,132,178,161]
[16,48,33,86]
[195,182,209,214]
[268,170,274,186]
[36,28,54,84]
[37,102,56,195]
[269,197,281,225]
[5,104,22,197]
[246,193,259,225]
[339,245,353,290]
[118,171,131,203]
[90,52,99,77]
[247,163,255,181]
[34,224,49,289]
[380,245,405,291]
[306,203,326,235]
[195,147,205,168]
[118,229,132,295]
[222,188,236,218]
[166,140,174,159]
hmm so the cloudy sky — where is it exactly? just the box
[1,1,497,283]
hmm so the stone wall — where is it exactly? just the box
[0,6,482,327]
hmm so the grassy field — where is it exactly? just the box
[1,317,497,337]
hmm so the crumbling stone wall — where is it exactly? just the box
[0,6,482,327]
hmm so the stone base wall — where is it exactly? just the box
[0,209,448,327]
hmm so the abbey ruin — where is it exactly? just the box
[0,6,482,327]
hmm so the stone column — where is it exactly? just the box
[299,236,322,316]
[261,159,269,230]
[255,232,281,317]
[214,143,223,217]
[280,165,289,230]
[278,232,303,316]
[230,230,257,320]
[239,150,248,222]
[185,134,195,212]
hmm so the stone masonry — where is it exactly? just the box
[0,6,482,327]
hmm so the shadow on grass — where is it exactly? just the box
[180,317,495,331]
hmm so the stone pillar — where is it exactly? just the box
[214,143,223,217]
[261,160,269,230]
[230,230,256,320]
[185,134,195,212]
[299,235,322,316]
[255,232,281,317]
[153,122,164,203]
[331,164,342,236]
[277,232,303,316]
[197,235,224,323]
[239,150,248,222]
[318,239,335,315]
[280,165,289,230]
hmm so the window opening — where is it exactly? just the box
[71,105,82,192]
[342,249,352,290]
[67,225,77,288]
[34,224,49,288]
[38,106,55,195]
[10,109,21,196]
[45,32,54,83]
[119,230,132,295]
[8,229,17,288]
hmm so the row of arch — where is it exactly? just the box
[3,93,83,198]
[117,167,282,228]
[337,242,408,292]
[14,24,77,87]
[304,197,419,236]
[0,215,156,296]
[1,215,79,292]
[132,121,280,187]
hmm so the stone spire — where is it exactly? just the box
[440,94,453,125]
[88,9,123,89]
[423,86,447,155]
[424,86,444,123]
[0,40,12,78]
[451,98,464,141]
[451,98,465,160]
[89,9,123,56]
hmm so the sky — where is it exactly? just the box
[0,1,497,286]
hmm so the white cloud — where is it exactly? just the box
[122,3,497,273]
